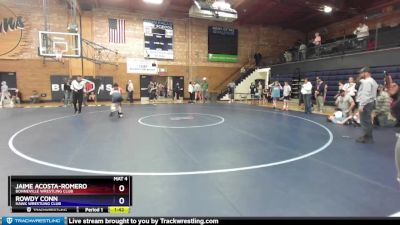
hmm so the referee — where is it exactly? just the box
[71,76,85,114]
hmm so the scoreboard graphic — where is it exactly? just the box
[8,176,132,213]
[208,26,238,63]
[144,20,173,60]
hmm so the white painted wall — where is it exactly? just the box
[221,68,271,100]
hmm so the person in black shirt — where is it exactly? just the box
[250,82,256,104]
[315,77,327,113]
[254,52,262,67]
[63,78,72,106]
[174,83,180,101]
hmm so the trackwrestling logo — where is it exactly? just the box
[2,217,65,225]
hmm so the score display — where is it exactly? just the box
[144,19,174,60]
[8,176,132,213]
[208,26,238,63]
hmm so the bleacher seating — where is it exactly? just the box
[271,64,400,104]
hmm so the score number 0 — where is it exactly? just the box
[118,185,125,205]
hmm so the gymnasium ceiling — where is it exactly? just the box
[76,0,397,31]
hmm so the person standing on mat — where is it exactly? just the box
[174,82,180,101]
[188,81,194,103]
[282,81,291,111]
[126,80,134,103]
[110,83,124,118]
[250,82,256,104]
[270,80,282,109]
[301,78,313,114]
[315,77,327,113]
[71,76,85,114]
[202,78,208,103]
[385,73,400,184]
[356,67,378,143]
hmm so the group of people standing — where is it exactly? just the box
[188,78,209,104]
[301,67,380,144]
[247,80,292,111]
[300,76,329,114]
[147,81,167,103]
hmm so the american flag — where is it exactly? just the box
[109,18,125,43]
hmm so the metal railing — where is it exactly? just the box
[270,26,400,65]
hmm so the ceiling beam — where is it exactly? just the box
[167,4,190,12]
[366,0,400,11]
[232,0,247,9]
[67,0,82,15]
[241,1,277,24]
[284,11,320,29]
[91,0,99,8]
[161,0,172,16]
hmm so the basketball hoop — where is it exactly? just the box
[54,48,64,63]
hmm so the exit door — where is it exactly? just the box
[140,75,153,97]
[172,76,184,97]
[0,72,17,94]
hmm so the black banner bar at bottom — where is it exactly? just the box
[66,217,400,225]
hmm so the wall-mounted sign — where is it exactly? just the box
[144,19,174,60]
[208,26,238,63]
[127,58,159,75]
[0,4,25,57]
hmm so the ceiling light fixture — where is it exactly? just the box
[323,5,333,13]
[143,0,163,5]
[212,0,231,10]
[194,0,201,9]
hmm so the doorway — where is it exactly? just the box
[0,72,17,94]
[140,75,184,99]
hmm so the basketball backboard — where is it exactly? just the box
[38,31,81,58]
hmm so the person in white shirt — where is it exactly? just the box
[301,78,313,114]
[282,81,292,111]
[0,81,11,107]
[354,23,369,49]
[188,81,194,103]
[194,82,202,103]
[70,76,85,114]
[126,80,134,103]
[299,42,307,61]
[343,76,357,101]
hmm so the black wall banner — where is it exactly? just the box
[50,75,114,101]
[93,76,114,101]
[50,75,69,101]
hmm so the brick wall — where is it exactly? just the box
[0,0,304,100]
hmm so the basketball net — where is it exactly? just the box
[55,48,64,63]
